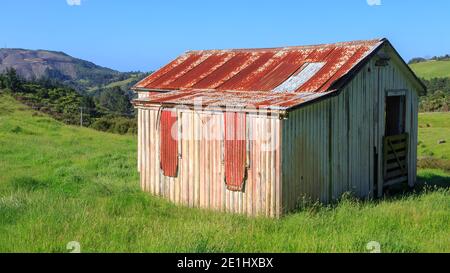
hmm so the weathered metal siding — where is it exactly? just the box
[281,45,419,210]
[137,108,282,217]
[281,100,332,211]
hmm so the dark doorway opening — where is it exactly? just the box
[383,94,408,188]
[385,95,406,136]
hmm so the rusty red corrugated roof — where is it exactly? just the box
[133,39,385,110]
[133,89,327,111]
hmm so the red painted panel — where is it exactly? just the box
[224,112,247,191]
[160,110,178,177]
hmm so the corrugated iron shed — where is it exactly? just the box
[133,39,385,110]
[134,38,423,217]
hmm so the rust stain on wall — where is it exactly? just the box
[160,110,178,177]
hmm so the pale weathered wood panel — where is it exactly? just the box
[137,108,282,217]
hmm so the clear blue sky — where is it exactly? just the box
[1,0,449,72]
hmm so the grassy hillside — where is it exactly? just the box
[0,93,449,253]
[418,112,450,158]
[88,74,142,93]
[418,112,450,171]
[410,60,450,79]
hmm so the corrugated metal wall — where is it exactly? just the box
[281,100,332,211]
[137,108,282,217]
[281,45,419,212]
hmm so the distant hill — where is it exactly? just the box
[410,61,450,79]
[409,54,450,80]
[0,48,145,92]
[408,58,450,112]
[410,60,450,80]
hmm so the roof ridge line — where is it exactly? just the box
[184,38,384,54]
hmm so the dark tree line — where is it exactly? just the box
[409,54,450,64]
[421,78,450,95]
[418,77,450,112]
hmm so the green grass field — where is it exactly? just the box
[410,60,450,79]
[418,112,450,159]
[0,93,449,253]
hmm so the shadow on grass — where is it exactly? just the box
[289,169,450,215]
[417,172,450,188]
[384,169,450,200]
